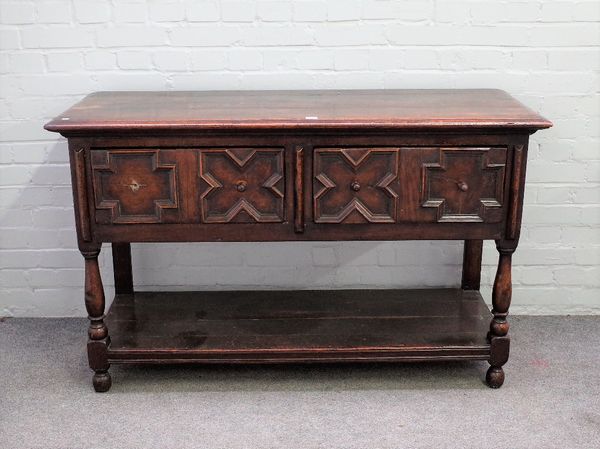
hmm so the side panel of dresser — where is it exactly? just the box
[67,132,530,242]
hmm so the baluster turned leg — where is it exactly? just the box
[486,241,514,388]
[81,245,111,392]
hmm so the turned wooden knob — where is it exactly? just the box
[236,181,247,192]
[457,181,469,192]
[351,181,361,192]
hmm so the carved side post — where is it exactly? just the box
[294,146,305,233]
[81,244,111,392]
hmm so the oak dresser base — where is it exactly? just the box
[43,89,552,392]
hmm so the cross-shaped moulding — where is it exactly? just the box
[422,147,506,223]
[92,150,178,224]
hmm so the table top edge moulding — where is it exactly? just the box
[44,89,552,134]
[45,89,552,392]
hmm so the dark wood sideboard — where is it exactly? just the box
[45,90,551,392]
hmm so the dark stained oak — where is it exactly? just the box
[81,244,111,392]
[111,243,133,295]
[294,145,305,233]
[313,147,400,223]
[421,147,506,223]
[462,240,483,290]
[487,241,514,388]
[91,150,179,224]
[44,89,552,391]
[44,89,552,134]
[106,289,492,362]
[198,148,285,223]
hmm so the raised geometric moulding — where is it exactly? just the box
[313,147,400,223]
[92,150,178,224]
[421,147,506,222]
[199,148,285,223]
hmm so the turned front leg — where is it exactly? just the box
[82,245,111,392]
[486,241,514,388]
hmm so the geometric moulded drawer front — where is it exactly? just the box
[91,149,179,224]
[421,147,507,223]
[313,147,400,224]
[198,148,285,223]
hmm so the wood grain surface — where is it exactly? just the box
[44,89,552,133]
[106,289,492,363]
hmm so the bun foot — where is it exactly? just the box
[486,366,505,389]
[93,370,112,392]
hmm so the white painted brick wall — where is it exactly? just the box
[0,0,598,317]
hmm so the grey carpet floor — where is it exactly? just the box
[0,316,599,449]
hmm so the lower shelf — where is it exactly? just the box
[105,288,492,364]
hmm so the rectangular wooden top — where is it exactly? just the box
[45,89,551,134]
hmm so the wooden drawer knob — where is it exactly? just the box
[351,181,361,192]
[457,181,469,192]
[236,180,247,192]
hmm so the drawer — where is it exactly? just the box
[312,146,508,224]
[313,147,401,223]
[91,147,286,225]
[91,149,180,224]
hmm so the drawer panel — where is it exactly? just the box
[198,148,285,223]
[91,149,180,224]
[419,147,507,223]
[313,147,400,223]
